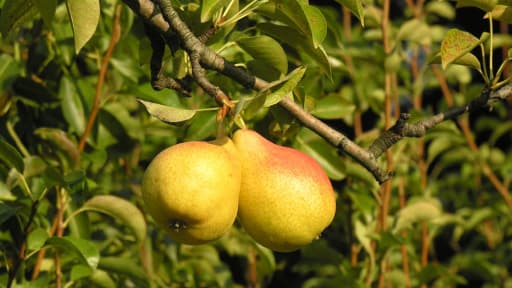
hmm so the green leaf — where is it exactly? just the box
[393,198,443,233]
[258,22,331,74]
[425,1,456,20]
[311,93,356,120]
[0,202,16,226]
[59,76,85,134]
[66,0,100,53]
[138,99,197,124]
[27,228,49,251]
[0,139,24,172]
[302,4,327,48]
[237,35,288,74]
[334,0,365,26]
[440,29,488,69]
[98,257,148,285]
[0,0,38,36]
[264,67,306,107]
[293,128,345,180]
[34,0,57,26]
[77,195,146,244]
[396,19,431,45]
[355,220,375,275]
[275,0,311,40]
[455,0,497,11]
[45,236,99,269]
[71,264,93,281]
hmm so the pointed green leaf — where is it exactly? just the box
[27,228,49,251]
[78,195,146,244]
[45,236,99,269]
[34,0,57,26]
[264,67,306,107]
[66,0,100,53]
[138,99,197,124]
[302,4,327,48]
[0,139,24,172]
[440,29,487,69]
[237,35,288,74]
[393,198,443,233]
[0,0,38,36]
[60,76,85,134]
[334,0,364,26]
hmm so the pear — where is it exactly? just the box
[232,129,336,252]
[141,138,241,244]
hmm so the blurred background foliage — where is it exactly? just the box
[0,0,512,287]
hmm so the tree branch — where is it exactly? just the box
[121,0,512,184]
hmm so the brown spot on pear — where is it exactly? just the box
[141,140,241,244]
[233,129,336,252]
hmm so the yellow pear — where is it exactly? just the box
[233,129,336,252]
[141,138,241,245]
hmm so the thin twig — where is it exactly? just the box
[78,4,123,152]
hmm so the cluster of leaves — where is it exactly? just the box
[0,0,511,287]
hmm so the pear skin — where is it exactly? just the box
[141,139,241,244]
[233,129,336,252]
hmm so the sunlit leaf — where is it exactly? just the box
[138,99,197,124]
[393,198,443,233]
[396,19,431,45]
[66,0,100,53]
[441,29,483,69]
[425,1,456,19]
[77,195,146,244]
